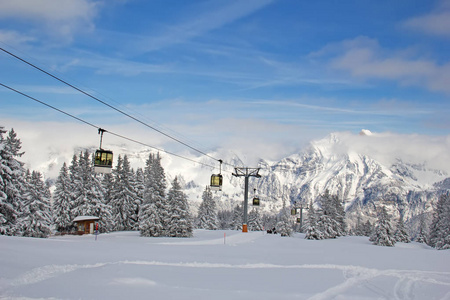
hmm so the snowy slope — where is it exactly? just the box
[1,230,449,299]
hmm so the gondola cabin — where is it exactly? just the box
[94,149,113,174]
[210,174,223,191]
[252,197,260,206]
[291,208,298,215]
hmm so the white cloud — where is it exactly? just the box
[5,118,450,183]
[130,0,274,53]
[0,0,100,41]
[335,131,450,174]
[402,0,450,38]
[321,36,450,94]
[0,29,35,47]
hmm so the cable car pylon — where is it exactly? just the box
[232,167,261,232]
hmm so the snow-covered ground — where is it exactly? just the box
[1,230,449,300]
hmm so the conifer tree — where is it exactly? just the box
[248,207,264,231]
[133,168,145,230]
[69,153,82,218]
[196,186,218,230]
[231,204,243,231]
[394,216,410,243]
[319,190,346,237]
[353,215,364,236]
[217,209,233,230]
[370,206,396,247]
[305,202,324,240]
[362,220,373,237]
[20,170,52,238]
[276,199,293,237]
[166,177,193,237]
[139,202,163,237]
[70,151,111,232]
[317,214,338,239]
[0,128,25,235]
[101,173,114,207]
[53,163,74,232]
[140,153,168,237]
[110,155,138,231]
[428,193,450,250]
[415,214,428,244]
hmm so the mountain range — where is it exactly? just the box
[38,130,449,233]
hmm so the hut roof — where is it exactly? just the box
[73,216,100,222]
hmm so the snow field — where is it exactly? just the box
[1,230,449,300]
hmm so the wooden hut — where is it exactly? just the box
[73,216,100,235]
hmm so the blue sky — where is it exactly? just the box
[0,0,449,166]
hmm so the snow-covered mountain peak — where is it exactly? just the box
[359,129,373,136]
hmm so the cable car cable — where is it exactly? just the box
[0,82,223,171]
[0,47,228,168]
[0,40,203,154]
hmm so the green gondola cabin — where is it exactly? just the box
[94,149,113,174]
[210,174,223,191]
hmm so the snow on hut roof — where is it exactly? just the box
[73,216,100,222]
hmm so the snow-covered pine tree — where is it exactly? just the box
[110,155,124,231]
[333,193,346,236]
[20,170,52,238]
[139,202,163,237]
[0,128,25,235]
[196,186,218,230]
[151,153,169,235]
[140,153,167,237]
[71,151,111,232]
[231,204,243,231]
[263,213,277,232]
[362,220,373,237]
[370,206,396,247]
[415,214,428,244]
[217,209,233,230]
[140,155,158,237]
[101,172,114,206]
[53,162,74,233]
[110,155,138,231]
[166,176,193,237]
[428,193,450,250]
[394,215,410,243]
[132,167,145,230]
[319,190,346,238]
[101,172,114,233]
[316,214,338,239]
[68,154,82,218]
[276,199,293,237]
[305,201,324,240]
[352,215,363,236]
[248,207,263,231]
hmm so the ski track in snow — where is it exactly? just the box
[5,261,450,299]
